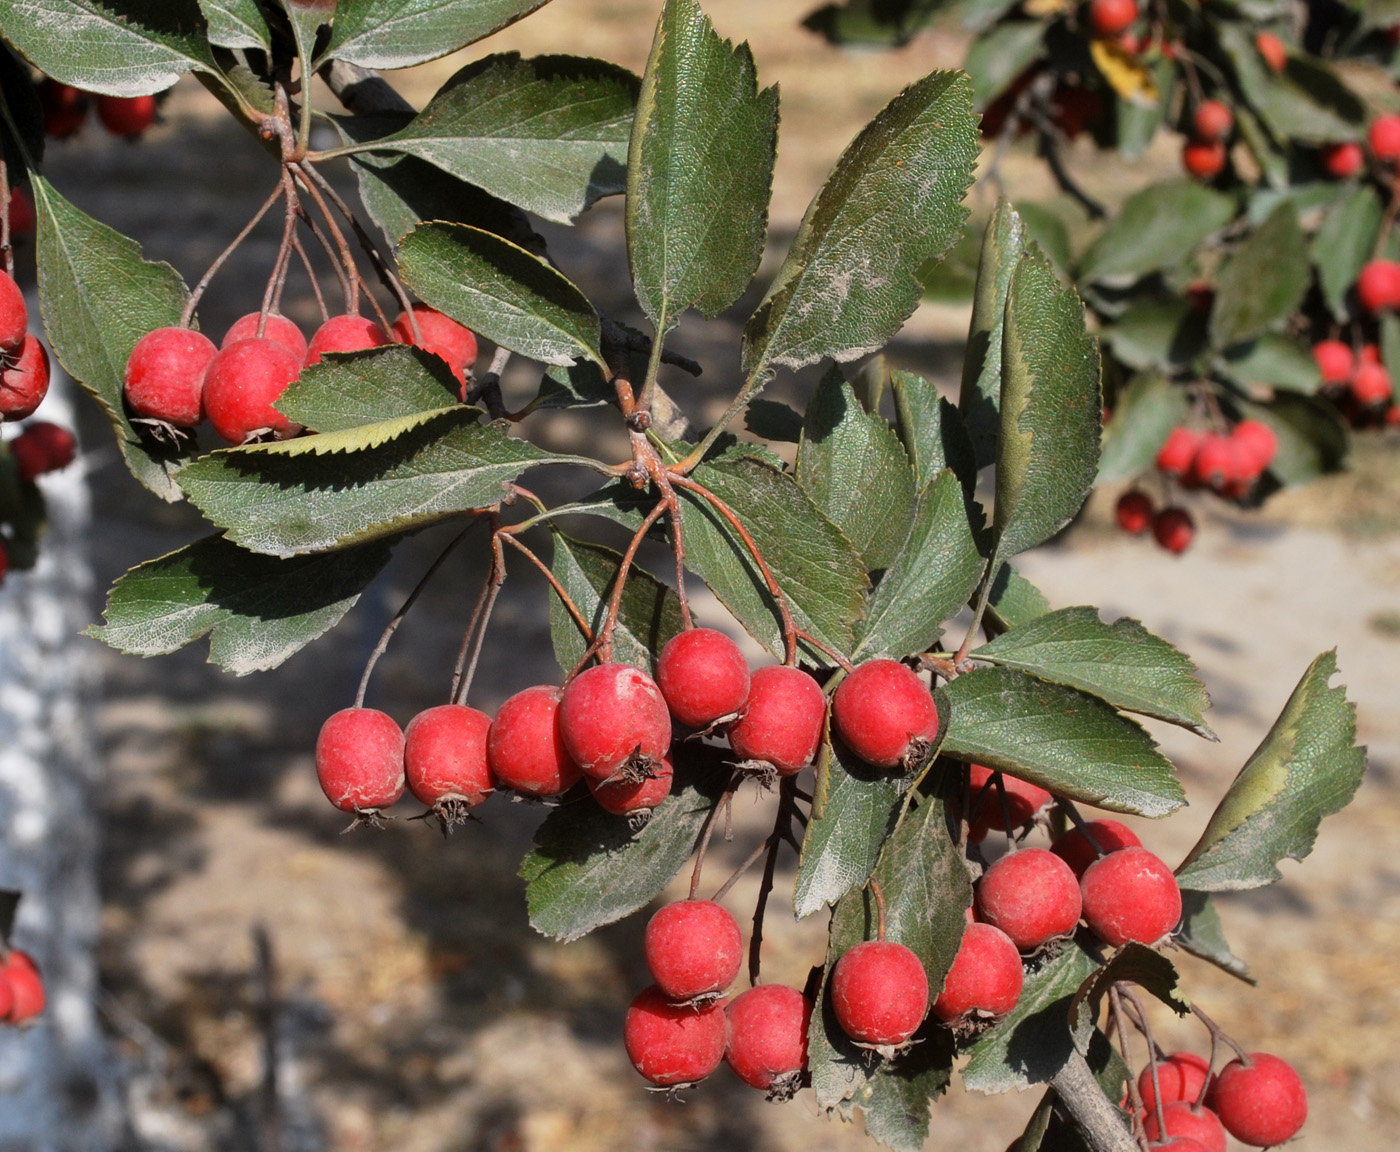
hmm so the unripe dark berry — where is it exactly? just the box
[644,899,743,1001]
[1155,427,1199,477]
[931,922,1023,1023]
[2,951,44,1024]
[830,940,929,1052]
[8,189,33,237]
[403,704,494,816]
[222,312,309,363]
[1081,845,1182,946]
[1313,339,1354,384]
[725,984,811,1096]
[655,627,750,729]
[1182,139,1226,180]
[1207,1052,1307,1147]
[1050,818,1141,877]
[727,664,826,775]
[1115,489,1154,535]
[966,764,1051,840]
[0,271,27,353]
[1369,114,1400,162]
[96,94,157,138]
[392,303,477,394]
[832,658,937,770]
[124,326,217,427]
[588,753,672,817]
[10,421,77,482]
[975,848,1082,951]
[315,707,406,815]
[558,663,671,782]
[203,337,303,444]
[1139,1050,1211,1112]
[624,984,727,1087]
[1088,0,1137,37]
[0,334,50,421]
[486,685,581,797]
[1152,507,1194,555]
[39,79,88,139]
[305,314,390,367]
[1191,100,1233,142]
[1321,141,1364,179]
[1142,1101,1227,1152]
[1357,259,1400,313]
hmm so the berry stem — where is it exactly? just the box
[295,200,354,314]
[182,180,285,327]
[688,775,739,900]
[1111,984,1161,1149]
[582,497,669,669]
[259,171,301,332]
[288,163,365,319]
[0,161,13,280]
[869,878,888,943]
[746,775,799,986]
[1190,1003,1250,1064]
[452,522,506,706]
[291,232,331,323]
[497,530,593,647]
[954,550,1001,667]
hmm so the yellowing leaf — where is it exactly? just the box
[1090,39,1159,106]
[1024,0,1073,15]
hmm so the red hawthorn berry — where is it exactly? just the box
[0,539,8,583]
[1142,1101,1227,1152]
[1050,84,1103,139]
[8,188,34,238]
[1050,818,1141,877]
[38,79,88,139]
[10,421,77,482]
[1356,259,1400,313]
[0,271,27,354]
[727,664,827,775]
[1321,141,1365,179]
[315,706,406,815]
[1080,845,1182,946]
[831,658,937,770]
[124,326,217,427]
[304,314,391,367]
[1352,361,1394,406]
[1191,100,1233,142]
[2,950,44,1024]
[222,312,308,364]
[830,940,929,1052]
[202,337,303,444]
[392,303,478,395]
[966,764,1051,840]
[1191,431,1249,492]
[0,334,50,421]
[0,969,12,1020]
[644,899,743,1001]
[1115,489,1155,535]
[931,922,1023,1022]
[1255,31,1288,72]
[96,94,157,139]
[724,984,811,1096]
[1313,339,1355,384]
[486,685,581,797]
[975,848,1082,951]
[1182,138,1227,180]
[1152,507,1194,555]
[1361,342,1382,364]
[1155,427,1200,477]
[1230,419,1277,477]
[558,663,671,782]
[1140,1050,1212,1112]
[655,627,750,729]
[624,984,727,1087]
[1207,1052,1307,1147]
[1088,0,1138,37]
[1369,114,1400,162]
[403,704,494,814]
[588,753,672,817]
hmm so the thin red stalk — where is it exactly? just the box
[182,181,284,326]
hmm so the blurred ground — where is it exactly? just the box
[22,1,1400,1149]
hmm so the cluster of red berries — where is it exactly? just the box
[1319,113,1400,180]
[122,302,477,444]
[1313,335,1397,426]
[0,270,50,422]
[0,949,44,1028]
[38,78,157,141]
[1181,99,1234,181]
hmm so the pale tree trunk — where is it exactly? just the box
[0,337,128,1149]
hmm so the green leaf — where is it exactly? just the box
[1114,56,1173,159]
[796,369,916,571]
[31,174,191,501]
[1078,181,1234,283]
[520,748,730,941]
[973,606,1214,738]
[918,223,980,306]
[197,0,271,49]
[938,666,1185,816]
[1314,185,1382,323]
[1017,202,1074,278]
[984,562,1051,631]
[1068,944,1187,1056]
[1217,23,1366,144]
[961,943,1101,1094]
[1101,299,1207,373]
[276,345,462,433]
[679,453,869,660]
[961,200,1026,469]
[1176,651,1366,891]
[1219,334,1321,395]
[855,469,985,659]
[995,247,1102,558]
[627,0,777,330]
[361,54,637,223]
[1210,203,1309,348]
[324,0,551,69]
[1098,373,1189,486]
[178,409,551,556]
[398,222,604,367]
[891,370,978,492]
[548,531,683,675]
[964,21,1044,110]
[1234,394,1348,485]
[0,0,219,95]
[801,0,946,48]
[88,533,394,674]
[1176,890,1253,983]
[742,68,977,372]
[744,398,804,442]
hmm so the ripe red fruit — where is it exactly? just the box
[10,421,77,482]
[38,79,88,139]
[966,764,1051,839]
[0,334,50,420]
[1352,361,1393,406]
[644,899,743,1001]
[96,94,157,139]
[1142,1102,1227,1152]
[624,984,727,1086]
[486,684,581,797]
[1088,0,1137,36]
[1050,818,1141,877]
[975,848,1082,951]
[1230,419,1277,476]
[223,312,309,363]
[123,326,217,427]
[0,271,27,352]
[727,664,826,775]
[724,984,811,1096]
[202,337,303,444]
[1255,31,1287,72]
[2,951,44,1024]
[1140,1051,1212,1112]
[392,303,478,393]
[558,663,671,782]
[1152,507,1194,555]
[0,539,8,583]
[1115,489,1155,535]
[403,704,494,815]
[1208,1052,1307,1146]
[314,706,406,814]
[1050,84,1103,139]
[1321,141,1365,179]
[832,658,937,770]
[931,922,1023,1022]
[1356,259,1400,313]
[655,627,750,729]
[1080,845,1182,946]
[1190,431,1244,491]
[1182,139,1226,179]
[0,970,13,1020]
[8,188,34,237]
[1191,100,1233,142]
[588,753,672,816]
[831,940,929,1052]
[1313,339,1354,384]
[304,314,390,367]
[1370,114,1400,162]
[1155,427,1200,477]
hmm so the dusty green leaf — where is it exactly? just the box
[277,345,462,433]
[984,562,1051,631]
[891,370,978,492]
[1218,23,1365,144]
[197,0,269,49]
[964,21,1044,110]
[960,200,1025,469]
[1176,890,1253,983]
[1101,299,1207,373]
[1098,373,1189,485]
[1078,181,1234,283]
[1234,394,1348,485]
[744,398,804,443]
[1210,203,1309,349]
[1068,943,1187,1056]
[1219,334,1322,395]
[324,0,551,69]
[1314,185,1382,323]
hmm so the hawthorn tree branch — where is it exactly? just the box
[1050,1050,1138,1152]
